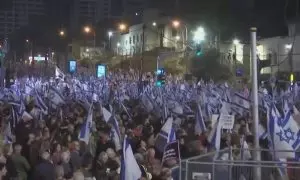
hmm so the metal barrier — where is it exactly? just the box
[179,148,300,180]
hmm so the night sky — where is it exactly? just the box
[2,0,299,51]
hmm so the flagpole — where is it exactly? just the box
[250,27,261,180]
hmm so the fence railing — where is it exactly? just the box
[177,148,300,180]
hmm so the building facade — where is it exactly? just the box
[111,10,186,56]
[0,0,45,38]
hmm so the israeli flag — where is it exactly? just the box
[207,115,222,150]
[281,101,300,151]
[155,117,176,153]
[102,106,112,123]
[120,136,142,180]
[34,89,48,115]
[55,66,65,80]
[48,87,65,105]
[195,103,206,135]
[110,116,121,151]
[267,105,295,159]
[79,104,93,144]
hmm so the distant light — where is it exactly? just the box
[135,12,138,16]
[233,39,240,45]
[285,44,292,49]
[26,39,29,43]
[172,20,180,28]
[86,48,89,52]
[175,35,180,40]
[108,31,113,37]
[38,54,41,57]
[117,42,120,47]
[290,73,294,82]
[51,52,55,55]
[193,26,205,43]
[152,22,157,26]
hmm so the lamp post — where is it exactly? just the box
[26,39,33,65]
[119,23,127,31]
[172,20,188,50]
[233,39,240,77]
[83,26,96,49]
[108,31,113,49]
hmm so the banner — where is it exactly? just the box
[162,141,180,165]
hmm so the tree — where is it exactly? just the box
[190,48,232,82]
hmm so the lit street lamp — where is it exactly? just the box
[172,20,180,28]
[83,26,96,48]
[108,31,113,49]
[233,39,240,45]
[172,20,188,50]
[233,38,240,77]
[119,23,126,31]
[152,22,157,27]
[193,27,205,43]
[59,30,65,37]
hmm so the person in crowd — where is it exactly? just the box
[69,141,81,171]
[52,143,62,165]
[2,144,17,180]
[73,171,85,180]
[60,151,72,179]
[55,165,65,180]
[93,152,109,180]
[81,153,93,179]
[11,144,30,180]
[33,151,55,180]
[0,162,7,180]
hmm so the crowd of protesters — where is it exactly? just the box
[0,68,282,180]
[0,93,262,180]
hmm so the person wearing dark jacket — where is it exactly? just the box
[2,144,17,180]
[33,151,55,180]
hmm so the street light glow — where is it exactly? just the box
[86,48,89,52]
[84,26,91,33]
[172,20,180,28]
[152,22,157,26]
[108,31,113,37]
[233,39,240,45]
[193,27,205,43]
[59,30,65,36]
[117,42,120,47]
[285,44,292,49]
[26,39,29,43]
[175,35,180,40]
[119,24,126,31]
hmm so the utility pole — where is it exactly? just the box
[140,24,146,75]
[250,27,261,180]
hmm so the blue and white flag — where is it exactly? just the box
[121,136,142,180]
[110,116,121,151]
[195,103,206,134]
[48,87,65,105]
[155,117,176,153]
[267,105,295,158]
[34,89,48,115]
[207,115,222,150]
[79,104,93,144]
[55,66,65,80]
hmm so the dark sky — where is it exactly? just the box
[5,0,299,52]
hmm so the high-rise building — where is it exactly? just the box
[0,0,45,38]
[70,0,148,32]
[70,0,114,31]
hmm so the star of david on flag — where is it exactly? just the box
[267,105,296,159]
